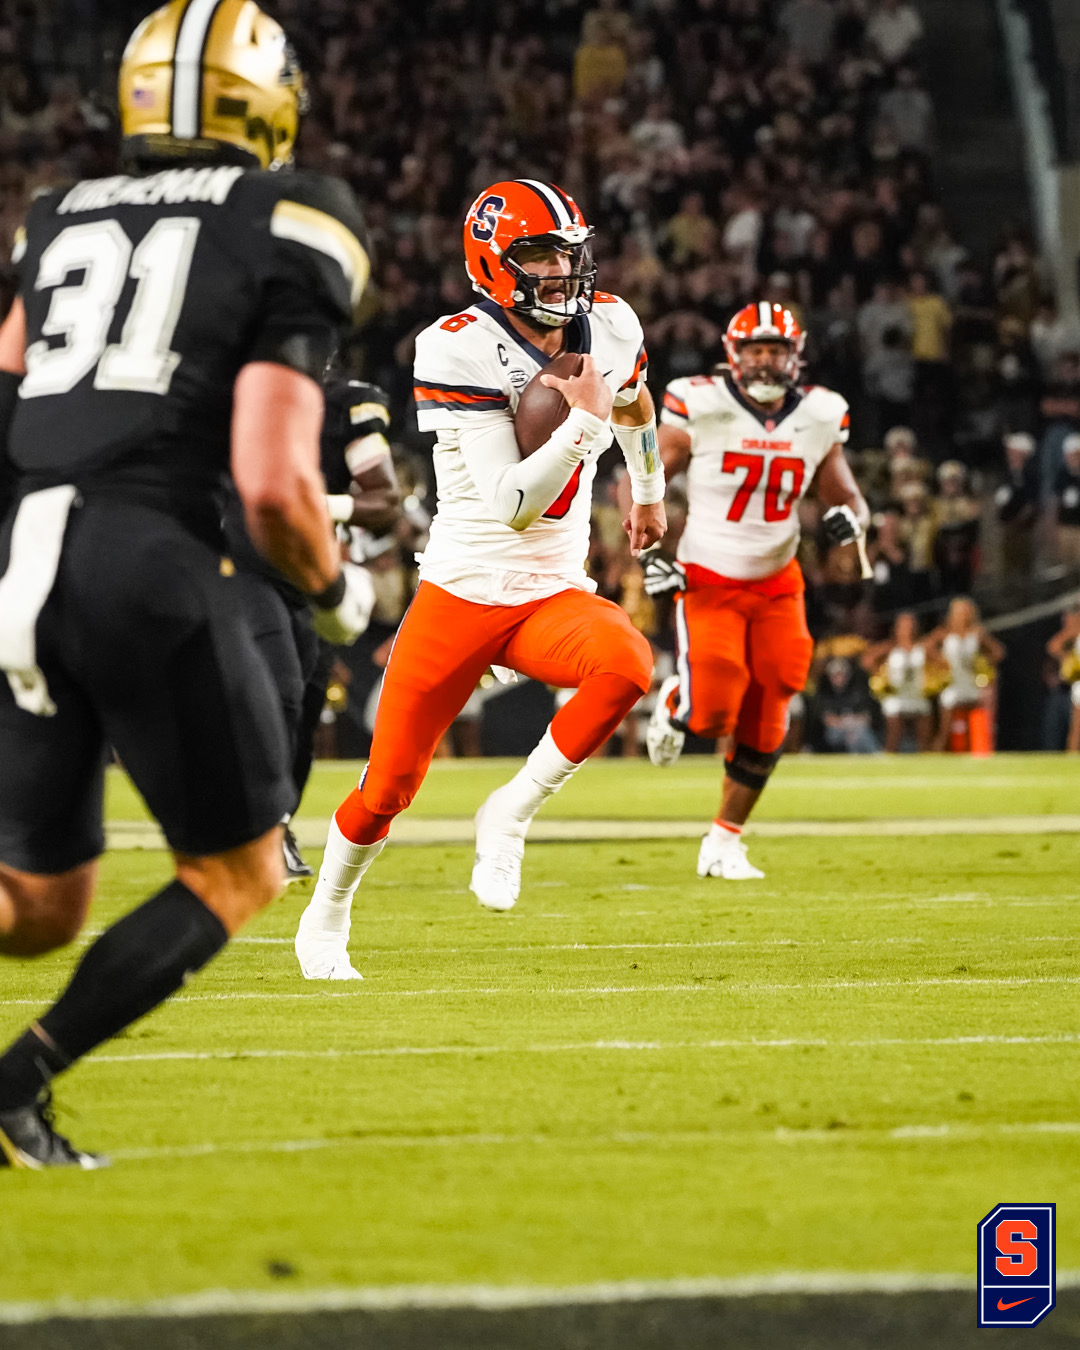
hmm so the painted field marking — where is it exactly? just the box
[84,1032,1080,1066]
[228,933,1078,952]
[104,813,1080,851]
[14,1268,1080,1326]
[3,974,1080,1009]
[79,1119,1080,1165]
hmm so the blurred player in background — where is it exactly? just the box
[0,0,372,1166]
[225,376,401,879]
[644,303,869,879]
[295,179,666,979]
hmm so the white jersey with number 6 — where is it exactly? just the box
[661,372,849,580]
[413,293,646,605]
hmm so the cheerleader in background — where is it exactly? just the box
[862,611,933,752]
[925,597,1005,753]
[1046,606,1080,752]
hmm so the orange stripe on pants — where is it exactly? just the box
[359,582,652,816]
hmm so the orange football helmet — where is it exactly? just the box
[463,179,595,329]
[723,302,805,404]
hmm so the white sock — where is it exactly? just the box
[300,819,387,940]
[489,729,581,834]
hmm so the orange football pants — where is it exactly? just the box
[673,562,813,754]
[341,582,652,838]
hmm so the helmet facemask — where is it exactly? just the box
[502,236,596,329]
[728,338,801,404]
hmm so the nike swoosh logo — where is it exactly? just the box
[997,1297,1036,1310]
[602,369,613,378]
[574,433,584,446]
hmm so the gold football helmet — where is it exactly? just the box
[119,0,306,170]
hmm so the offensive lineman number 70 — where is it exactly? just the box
[721,451,805,523]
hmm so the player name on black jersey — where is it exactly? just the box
[56,166,245,214]
[9,169,368,519]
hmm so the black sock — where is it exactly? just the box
[0,1030,70,1113]
[0,880,227,1110]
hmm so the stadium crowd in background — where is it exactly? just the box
[3,0,1080,752]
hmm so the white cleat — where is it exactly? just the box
[646,674,686,767]
[294,915,363,981]
[696,831,765,880]
[470,794,526,911]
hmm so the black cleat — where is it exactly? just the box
[282,824,314,881]
[0,1091,108,1170]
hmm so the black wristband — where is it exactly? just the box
[311,571,346,609]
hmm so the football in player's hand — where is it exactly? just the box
[514,351,583,458]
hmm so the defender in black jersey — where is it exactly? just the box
[0,0,374,1168]
[224,376,402,878]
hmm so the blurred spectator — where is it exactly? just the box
[995,315,1041,437]
[1050,434,1080,572]
[906,269,952,455]
[995,432,1039,581]
[662,191,717,267]
[865,0,924,66]
[1029,298,1075,378]
[778,0,838,66]
[993,226,1043,327]
[878,65,934,152]
[864,323,915,447]
[933,461,981,594]
[868,506,916,616]
[811,655,881,753]
[1040,352,1080,430]
[574,13,628,102]
[898,480,937,603]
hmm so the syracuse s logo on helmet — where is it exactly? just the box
[471,194,505,242]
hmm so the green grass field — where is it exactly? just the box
[3,754,1079,1314]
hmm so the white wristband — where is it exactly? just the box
[563,405,611,459]
[326,493,354,524]
[612,418,665,504]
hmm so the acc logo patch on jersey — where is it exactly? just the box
[977,1203,1055,1327]
[470,194,505,241]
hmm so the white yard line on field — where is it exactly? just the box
[61,1119,1080,1165]
[229,933,1076,952]
[2,974,1079,1009]
[104,813,1080,850]
[83,1032,1080,1066]
[10,1268,1075,1325]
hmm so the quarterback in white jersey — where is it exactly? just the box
[643,302,869,881]
[413,286,650,603]
[296,179,666,978]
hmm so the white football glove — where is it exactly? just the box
[310,561,375,646]
[822,504,863,546]
[642,553,687,597]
